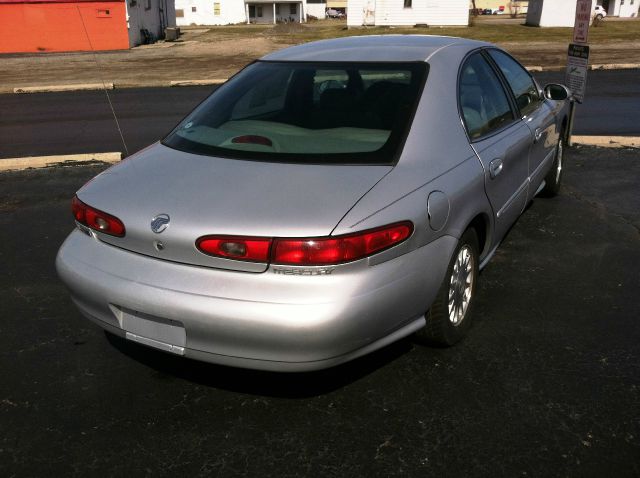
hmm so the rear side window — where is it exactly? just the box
[163,61,427,164]
[487,49,541,117]
[459,53,514,140]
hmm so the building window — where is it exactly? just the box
[404,0,411,7]
[290,3,297,14]
[176,8,184,17]
[145,0,151,10]
[276,4,280,14]
[249,5,263,17]
[214,2,220,14]
[192,6,197,11]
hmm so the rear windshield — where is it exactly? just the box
[162,61,427,164]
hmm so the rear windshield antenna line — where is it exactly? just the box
[77,6,129,157]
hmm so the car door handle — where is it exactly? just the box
[534,128,543,143]
[489,158,503,179]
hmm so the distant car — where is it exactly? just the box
[594,5,607,19]
[57,36,571,372]
[326,8,345,18]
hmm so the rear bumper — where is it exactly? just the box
[56,229,455,371]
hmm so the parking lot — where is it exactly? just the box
[1,145,638,476]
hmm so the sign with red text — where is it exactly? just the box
[573,0,593,44]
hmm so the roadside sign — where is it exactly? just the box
[566,44,590,103]
[567,0,592,145]
[573,0,593,44]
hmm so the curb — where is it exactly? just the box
[0,78,227,94]
[571,136,640,148]
[524,64,640,72]
[5,80,226,94]
[170,79,227,87]
[0,152,122,172]
[590,63,640,70]
[13,83,114,94]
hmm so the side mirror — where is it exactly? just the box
[544,83,571,101]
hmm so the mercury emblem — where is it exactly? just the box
[150,214,170,234]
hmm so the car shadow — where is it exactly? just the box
[105,332,414,398]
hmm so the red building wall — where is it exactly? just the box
[0,0,129,53]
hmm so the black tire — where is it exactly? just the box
[416,228,479,346]
[540,135,564,197]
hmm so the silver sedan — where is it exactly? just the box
[56,35,571,371]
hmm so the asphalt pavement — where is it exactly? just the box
[1,69,639,159]
[0,86,211,159]
[1,146,639,476]
[535,69,640,135]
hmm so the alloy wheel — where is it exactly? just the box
[448,245,475,326]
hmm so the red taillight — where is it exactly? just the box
[195,222,413,265]
[272,222,413,265]
[71,196,126,237]
[196,236,272,262]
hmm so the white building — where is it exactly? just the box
[128,0,177,46]
[600,0,639,17]
[246,0,306,23]
[306,0,327,18]
[347,0,469,27]
[175,0,312,25]
[526,0,595,27]
[176,0,245,25]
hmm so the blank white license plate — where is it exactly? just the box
[122,309,186,355]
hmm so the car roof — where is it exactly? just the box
[260,35,492,63]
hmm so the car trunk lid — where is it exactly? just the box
[76,143,392,272]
